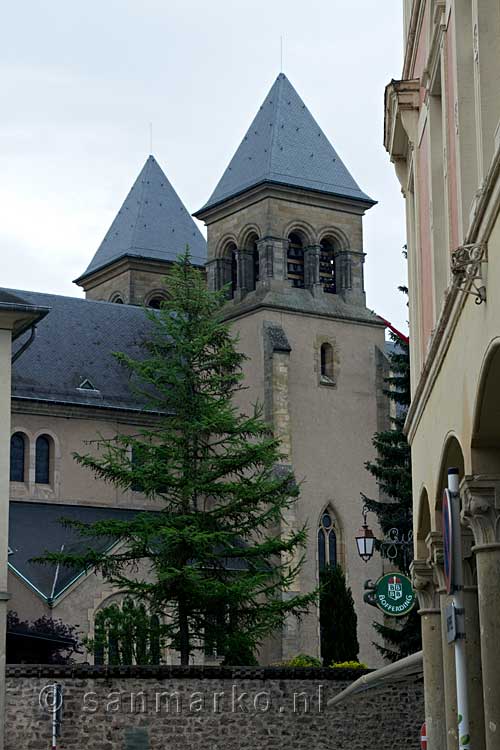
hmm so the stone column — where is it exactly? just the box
[462,475,500,750]
[304,245,322,294]
[234,249,253,299]
[256,236,288,291]
[412,558,447,749]
[336,250,366,306]
[427,533,457,750]
[428,529,486,748]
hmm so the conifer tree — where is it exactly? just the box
[39,251,315,665]
[362,286,422,662]
[319,565,359,666]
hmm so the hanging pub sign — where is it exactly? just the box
[442,489,454,594]
[373,572,416,617]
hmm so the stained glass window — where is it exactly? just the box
[318,508,337,570]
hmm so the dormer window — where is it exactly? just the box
[78,378,99,392]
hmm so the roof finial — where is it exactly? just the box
[149,122,153,155]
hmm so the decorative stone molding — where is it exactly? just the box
[461,475,500,548]
[411,558,440,612]
[426,532,447,593]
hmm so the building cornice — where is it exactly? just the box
[195,182,375,226]
[11,397,161,426]
[222,299,386,330]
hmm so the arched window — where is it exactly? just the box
[244,232,260,292]
[253,244,260,286]
[320,343,334,382]
[10,432,26,482]
[35,435,51,485]
[320,238,336,294]
[287,233,305,288]
[230,249,238,298]
[318,509,337,571]
[109,293,124,304]
[148,296,165,310]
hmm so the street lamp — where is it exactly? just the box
[356,507,375,563]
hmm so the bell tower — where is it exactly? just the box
[194,73,375,312]
[75,155,206,306]
[195,74,388,667]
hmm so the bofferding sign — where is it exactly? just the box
[374,572,416,617]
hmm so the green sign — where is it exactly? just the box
[374,573,416,617]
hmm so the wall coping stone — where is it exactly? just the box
[6,663,373,681]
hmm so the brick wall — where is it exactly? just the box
[5,664,423,749]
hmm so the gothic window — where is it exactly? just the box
[320,343,334,382]
[318,509,337,571]
[287,233,305,288]
[10,432,26,482]
[35,435,52,485]
[319,238,336,294]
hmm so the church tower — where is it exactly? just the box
[195,74,387,666]
[75,155,206,306]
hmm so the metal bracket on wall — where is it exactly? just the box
[451,242,487,304]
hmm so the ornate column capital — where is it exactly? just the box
[411,558,440,612]
[426,532,446,592]
[461,475,500,548]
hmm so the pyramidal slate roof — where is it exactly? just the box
[197,74,375,213]
[77,155,206,281]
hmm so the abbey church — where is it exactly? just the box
[5,74,389,666]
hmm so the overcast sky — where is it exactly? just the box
[2,0,408,331]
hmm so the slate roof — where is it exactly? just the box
[197,74,375,213]
[0,290,50,339]
[5,289,153,410]
[77,155,207,281]
[8,501,138,600]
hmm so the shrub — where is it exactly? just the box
[330,660,367,669]
[278,654,322,668]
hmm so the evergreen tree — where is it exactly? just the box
[362,286,422,662]
[38,250,316,665]
[319,565,359,666]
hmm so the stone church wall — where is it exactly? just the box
[6,664,423,749]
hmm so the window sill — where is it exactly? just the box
[319,376,337,388]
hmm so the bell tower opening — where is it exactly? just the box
[287,232,305,289]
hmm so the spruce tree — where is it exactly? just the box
[319,565,359,666]
[39,251,316,665]
[362,286,422,662]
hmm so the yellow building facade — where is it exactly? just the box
[385,1,500,748]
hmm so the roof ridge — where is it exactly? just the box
[267,75,281,176]
[129,156,152,252]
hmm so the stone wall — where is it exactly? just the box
[6,664,423,749]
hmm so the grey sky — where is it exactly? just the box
[2,0,407,331]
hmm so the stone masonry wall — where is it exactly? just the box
[6,665,423,749]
